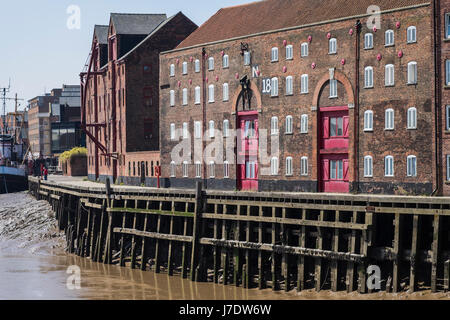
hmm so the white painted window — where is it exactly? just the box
[194,121,202,139]
[447,155,450,181]
[271,77,279,96]
[182,122,189,139]
[208,84,215,103]
[271,116,279,135]
[447,60,450,85]
[244,51,251,66]
[286,45,293,60]
[365,66,374,88]
[222,54,229,68]
[385,156,394,177]
[170,90,175,107]
[446,106,450,131]
[271,157,279,176]
[208,57,214,70]
[182,62,188,75]
[182,88,188,106]
[300,114,308,133]
[364,33,373,49]
[301,157,308,176]
[385,64,395,86]
[209,161,215,178]
[447,14,450,39]
[223,120,230,137]
[170,161,176,177]
[407,155,417,177]
[223,83,229,101]
[194,86,201,105]
[271,47,279,62]
[301,74,308,94]
[385,30,394,46]
[364,156,373,177]
[182,161,189,177]
[209,120,215,138]
[286,76,293,95]
[224,161,230,178]
[407,26,417,43]
[170,64,175,77]
[407,107,417,129]
[286,157,293,176]
[194,59,200,73]
[170,123,176,140]
[285,116,293,134]
[329,38,337,54]
[330,79,337,98]
[195,162,202,178]
[301,43,309,57]
[364,110,374,132]
[408,61,417,84]
[385,108,395,130]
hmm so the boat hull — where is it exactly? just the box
[0,167,28,194]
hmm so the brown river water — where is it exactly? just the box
[0,192,448,300]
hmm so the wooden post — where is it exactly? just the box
[271,207,278,291]
[331,210,339,292]
[281,207,289,292]
[119,200,128,267]
[233,207,241,286]
[181,216,189,278]
[409,215,419,293]
[392,212,402,293]
[297,223,306,292]
[154,215,162,273]
[315,210,324,292]
[140,204,149,271]
[190,181,203,281]
[168,215,175,276]
[258,206,264,289]
[431,214,440,293]
[444,260,450,292]
[130,210,138,269]
[245,205,251,289]
[213,207,220,283]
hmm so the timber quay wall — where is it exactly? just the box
[28,177,450,294]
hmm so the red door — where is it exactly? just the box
[319,108,350,193]
[237,112,258,191]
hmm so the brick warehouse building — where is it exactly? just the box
[82,13,197,184]
[160,0,450,195]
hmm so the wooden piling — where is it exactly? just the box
[431,214,440,293]
[190,182,203,281]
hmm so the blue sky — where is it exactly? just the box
[0,0,251,112]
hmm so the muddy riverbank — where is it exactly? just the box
[0,192,448,300]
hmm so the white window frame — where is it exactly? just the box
[182,62,188,75]
[408,61,417,85]
[286,157,293,176]
[244,51,251,66]
[365,66,374,88]
[182,88,188,106]
[195,86,201,105]
[385,156,394,177]
[385,108,395,130]
[208,57,214,71]
[271,77,279,97]
[301,43,309,57]
[170,90,175,107]
[385,30,394,46]
[447,155,450,181]
[271,47,279,62]
[364,33,373,49]
[271,157,279,176]
[407,26,417,44]
[407,107,417,130]
[170,161,176,177]
[209,120,215,138]
[385,64,395,86]
[285,116,293,134]
[330,79,338,98]
[209,161,215,178]
[224,161,230,178]
[301,74,309,94]
[364,156,373,177]
[182,122,188,139]
[194,121,202,139]
[301,157,308,176]
[329,38,337,54]
[407,155,417,177]
[223,120,230,138]
[446,14,450,39]
[208,84,215,103]
[170,123,176,141]
[447,60,450,86]
[170,64,175,77]
[285,76,293,95]
[271,116,279,135]
[222,54,229,68]
[223,83,229,101]
[300,114,308,134]
[364,110,374,132]
[446,105,450,131]
[195,162,202,178]
[286,45,293,60]
[182,161,189,178]
[194,59,200,73]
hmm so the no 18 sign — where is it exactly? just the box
[261,78,272,94]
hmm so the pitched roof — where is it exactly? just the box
[177,0,429,49]
[110,13,167,35]
[94,25,109,44]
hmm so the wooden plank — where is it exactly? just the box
[190,182,203,281]
[167,216,175,276]
[431,214,440,293]
[181,216,189,279]
[297,220,306,292]
[130,211,138,269]
[409,215,419,293]
[140,207,149,271]
[346,211,358,293]
[119,200,128,267]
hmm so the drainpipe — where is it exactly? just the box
[354,20,362,193]
[201,48,207,188]
[432,0,442,196]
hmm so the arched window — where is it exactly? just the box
[271,157,279,176]
[271,116,279,135]
[285,76,293,95]
[244,51,251,65]
[329,38,337,54]
[271,47,279,62]
[194,121,202,139]
[194,59,200,73]
[209,161,215,178]
[224,161,230,178]
[385,108,395,130]
[364,156,373,177]
[286,157,293,176]
[170,161,176,177]
[364,110,374,131]
[182,161,189,177]
[407,26,417,43]
[223,120,230,137]
[223,83,229,101]
[330,79,338,98]
[407,107,417,129]
[208,84,215,102]
[195,162,202,178]
[301,157,308,176]
[170,123,176,140]
[209,120,215,138]
[182,88,188,106]
[170,90,175,106]
[408,61,418,84]
[385,64,395,86]
[365,66,374,88]
[208,57,214,70]
[407,155,417,177]
[301,74,308,94]
[169,64,175,77]
[285,116,293,134]
[222,54,229,68]
[301,43,309,57]
[364,33,373,49]
[182,62,188,75]
[271,77,279,96]
[385,30,394,46]
[182,122,188,139]
[385,156,394,177]
[194,86,201,104]
[301,114,308,133]
[286,45,293,60]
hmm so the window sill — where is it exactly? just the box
[285,132,293,136]
[443,38,450,42]
[300,131,308,134]
[271,60,279,63]
[407,128,417,130]
[364,47,374,50]
[329,96,338,99]
[364,86,374,89]
[300,92,309,95]
[407,82,418,86]
[444,85,450,89]
[328,52,337,55]
[385,44,395,48]
[285,93,294,96]
[364,129,374,132]
[407,41,417,45]
[385,85,395,88]
[385,129,395,131]
[222,67,229,70]
[364,176,373,178]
